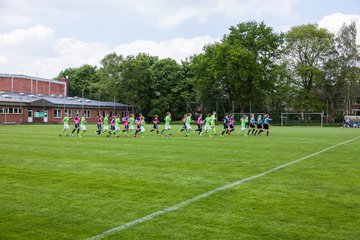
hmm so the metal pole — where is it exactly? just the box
[216,101,218,121]
[98,90,101,114]
[20,96,23,123]
[232,101,234,113]
[326,100,329,124]
[82,89,84,112]
[249,101,252,114]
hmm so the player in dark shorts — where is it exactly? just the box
[150,114,159,134]
[179,113,188,132]
[263,114,272,136]
[96,114,103,135]
[247,114,256,135]
[194,112,203,135]
[227,113,235,135]
[221,113,229,136]
[122,115,129,133]
[254,115,263,135]
[71,113,81,136]
[107,116,116,137]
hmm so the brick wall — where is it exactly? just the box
[1,105,127,124]
[0,77,12,92]
[0,76,65,96]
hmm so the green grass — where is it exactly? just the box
[0,124,359,239]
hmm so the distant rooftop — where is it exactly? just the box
[0,91,131,108]
[0,73,65,85]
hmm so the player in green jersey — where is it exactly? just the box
[114,115,121,137]
[160,112,172,137]
[237,115,248,136]
[203,113,212,137]
[103,114,109,133]
[78,112,87,137]
[184,113,192,137]
[210,111,217,135]
[126,114,135,136]
[59,113,70,137]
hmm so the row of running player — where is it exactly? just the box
[59,111,272,138]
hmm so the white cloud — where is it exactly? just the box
[120,0,299,27]
[0,55,8,64]
[0,0,300,29]
[0,25,53,46]
[113,36,217,61]
[0,13,31,25]
[0,25,217,78]
[318,13,360,44]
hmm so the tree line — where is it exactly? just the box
[55,21,360,121]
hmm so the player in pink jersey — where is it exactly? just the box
[149,114,159,134]
[178,113,188,133]
[121,114,129,133]
[227,113,235,135]
[96,114,103,135]
[194,112,203,135]
[71,113,81,136]
[107,116,116,137]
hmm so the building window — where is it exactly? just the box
[356,98,360,105]
[85,110,91,118]
[64,109,72,118]
[54,109,61,118]
[0,108,22,115]
[75,109,81,115]
[12,108,22,114]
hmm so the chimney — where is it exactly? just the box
[60,76,69,97]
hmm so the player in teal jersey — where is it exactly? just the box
[210,111,217,135]
[184,113,192,137]
[126,114,135,136]
[114,115,121,137]
[160,112,172,137]
[59,113,70,137]
[78,112,87,137]
[263,114,272,136]
[203,113,212,137]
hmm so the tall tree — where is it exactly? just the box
[117,53,158,118]
[56,64,97,98]
[335,21,360,115]
[284,24,335,112]
[191,21,283,114]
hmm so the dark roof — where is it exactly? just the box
[0,92,131,108]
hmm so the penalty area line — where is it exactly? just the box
[86,135,360,240]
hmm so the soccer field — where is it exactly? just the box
[0,125,359,240]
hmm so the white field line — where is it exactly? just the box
[86,136,360,240]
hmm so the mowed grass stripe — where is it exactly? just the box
[86,135,360,240]
[114,138,359,240]
[0,125,359,239]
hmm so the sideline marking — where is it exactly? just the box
[86,136,360,240]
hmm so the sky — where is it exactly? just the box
[0,0,359,79]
